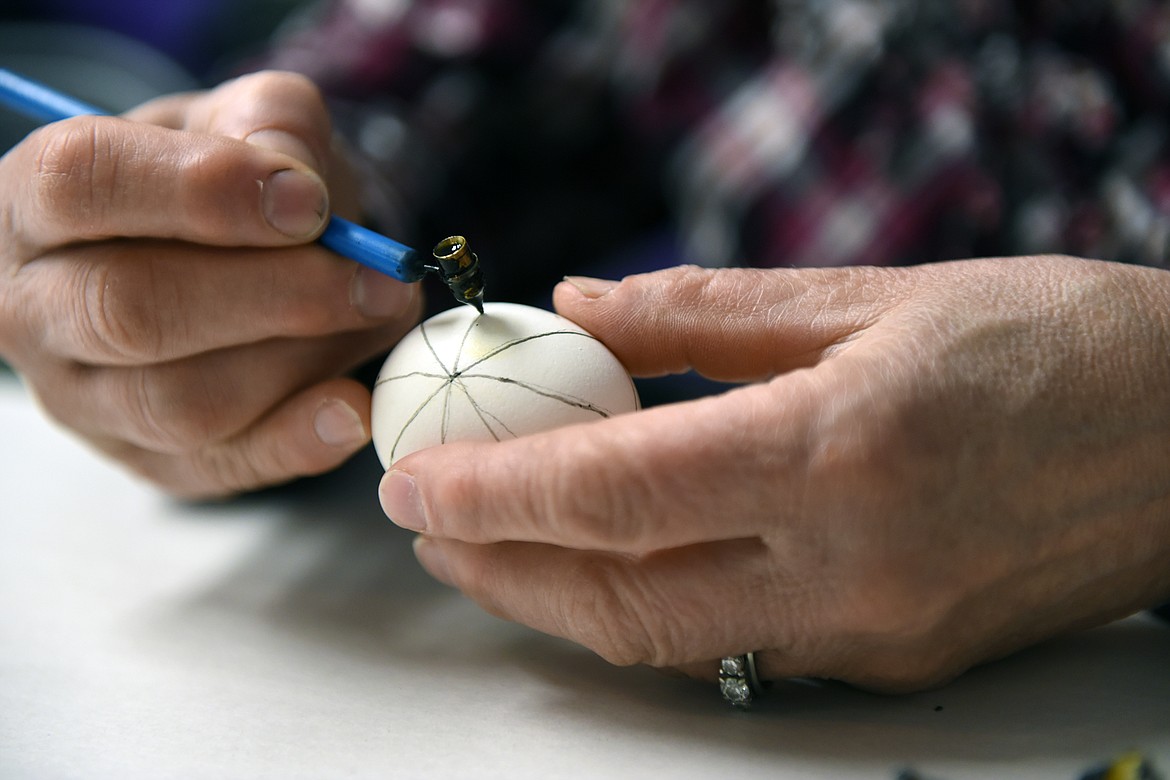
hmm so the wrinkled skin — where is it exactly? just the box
[380,258,1170,691]
[0,71,422,498]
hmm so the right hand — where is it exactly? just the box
[0,71,422,498]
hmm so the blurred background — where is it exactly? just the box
[0,0,312,148]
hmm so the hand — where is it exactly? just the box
[0,71,421,498]
[378,256,1170,692]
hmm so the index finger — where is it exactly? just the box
[5,114,328,257]
[553,265,906,381]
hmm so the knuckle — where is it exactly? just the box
[567,577,646,666]
[560,561,677,667]
[126,365,222,451]
[70,258,164,362]
[30,118,118,232]
[191,445,273,499]
[645,264,718,307]
[648,264,770,316]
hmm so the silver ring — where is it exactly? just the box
[719,652,764,708]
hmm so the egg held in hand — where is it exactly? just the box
[371,302,640,467]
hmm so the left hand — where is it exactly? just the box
[378,256,1170,692]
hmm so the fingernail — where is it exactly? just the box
[244,129,320,170]
[413,536,454,586]
[381,470,427,532]
[352,265,416,319]
[563,276,618,298]
[262,168,328,238]
[313,400,367,448]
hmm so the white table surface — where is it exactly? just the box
[1,373,1167,780]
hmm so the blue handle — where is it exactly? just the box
[0,69,106,122]
[0,68,422,282]
[319,216,422,281]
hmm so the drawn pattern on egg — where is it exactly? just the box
[371,303,639,465]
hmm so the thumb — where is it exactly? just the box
[130,70,334,175]
[188,70,333,174]
[554,265,907,381]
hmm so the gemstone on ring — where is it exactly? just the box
[720,677,752,706]
[718,652,763,709]
[721,657,746,677]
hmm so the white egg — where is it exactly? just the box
[371,302,640,467]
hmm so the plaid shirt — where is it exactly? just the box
[257,0,1170,303]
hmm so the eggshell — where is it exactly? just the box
[371,302,640,467]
